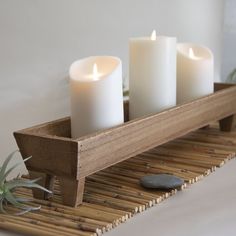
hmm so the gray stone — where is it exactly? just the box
[140,174,184,189]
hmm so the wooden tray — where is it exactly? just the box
[14,83,236,207]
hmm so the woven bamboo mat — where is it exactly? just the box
[1,124,236,236]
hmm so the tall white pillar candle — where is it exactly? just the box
[177,43,214,104]
[69,56,124,138]
[129,31,177,119]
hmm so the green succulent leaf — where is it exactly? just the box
[0,200,6,214]
[4,191,23,208]
[0,151,52,215]
[2,156,31,184]
[15,205,41,216]
[0,151,19,186]
[5,177,40,188]
[6,181,52,194]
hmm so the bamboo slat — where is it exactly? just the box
[2,124,235,236]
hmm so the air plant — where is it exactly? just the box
[226,68,236,83]
[0,151,52,215]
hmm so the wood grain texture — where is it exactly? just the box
[14,133,79,178]
[59,177,85,207]
[13,83,236,206]
[77,83,236,178]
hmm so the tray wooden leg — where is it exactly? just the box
[219,114,236,132]
[29,171,55,200]
[59,177,85,207]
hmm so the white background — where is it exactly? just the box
[222,0,236,79]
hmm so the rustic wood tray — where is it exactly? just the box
[14,83,236,207]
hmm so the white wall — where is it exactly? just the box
[0,0,225,169]
[222,0,236,80]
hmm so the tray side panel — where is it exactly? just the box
[21,117,71,138]
[14,132,79,178]
[77,85,236,178]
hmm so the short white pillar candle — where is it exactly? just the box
[69,56,124,138]
[177,43,214,104]
[129,30,177,119]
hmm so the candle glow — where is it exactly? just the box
[93,63,99,81]
[177,43,214,104]
[151,30,157,41]
[189,47,201,60]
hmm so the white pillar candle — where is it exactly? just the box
[177,43,214,104]
[69,56,124,138]
[129,30,177,119]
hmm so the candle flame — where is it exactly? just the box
[151,30,156,41]
[189,48,195,58]
[189,47,201,60]
[93,63,98,81]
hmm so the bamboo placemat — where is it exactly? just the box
[1,124,236,236]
